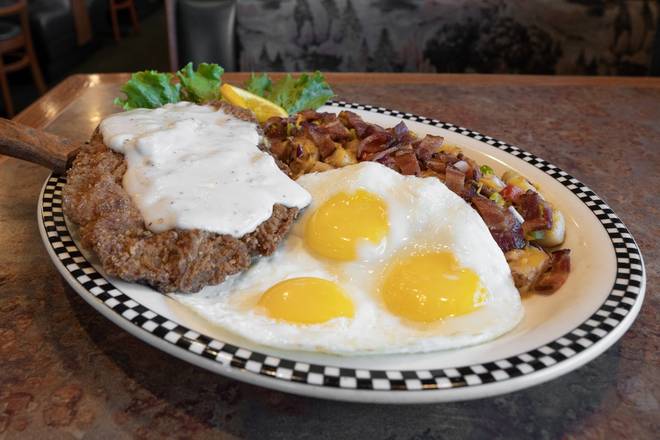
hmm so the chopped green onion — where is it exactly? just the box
[489,192,504,206]
[526,230,546,241]
[480,164,494,175]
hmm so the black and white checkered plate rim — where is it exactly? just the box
[40,101,644,393]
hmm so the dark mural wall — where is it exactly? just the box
[237,0,658,75]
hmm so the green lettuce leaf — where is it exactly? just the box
[243,71,334,114]
[245,73,272,97]
[268,71,334,114]
[113,71,181,110]
[267,74,298,111]
[177,62,224,103]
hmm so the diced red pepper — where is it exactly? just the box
[500,184,524,203]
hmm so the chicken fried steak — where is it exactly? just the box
[63,103,304,293]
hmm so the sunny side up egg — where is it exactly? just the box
[173,162,523,354]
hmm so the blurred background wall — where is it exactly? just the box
[233,0,658,76]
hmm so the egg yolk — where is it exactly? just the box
[381,252,485,323]
[258,277,355,324]
[304,189,388,261]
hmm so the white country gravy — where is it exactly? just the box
[99,102,311,237]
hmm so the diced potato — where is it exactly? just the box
[325,146,357,168]
[536,209,566,247]
[440,144,461,155]
[505,247,551,292]
[309,161,334,173]
[502,171,538,194]
[344,138,359,155]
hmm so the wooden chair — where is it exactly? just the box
[0,0,46,117]
[109,0,140,42]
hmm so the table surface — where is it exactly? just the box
[0,73,658,439]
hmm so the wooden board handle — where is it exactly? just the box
[0,118,82,174]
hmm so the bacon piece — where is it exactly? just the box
[297,109,323,122]
[319,112,338,124]
[357,131,393,159]
[445,166,465,194]
[517,191,541,219]
[363,122,389,138]
[413,135,444,163]
[339,111,371,138]
[436,152,461,166]
[471,195,526,252]
[394,150,420,175]
[303,123,337,159]
[534,249,571,293]
[517,191,553,234]
[269,139,289,160]
[539,202,553,228]
[318,119,352,142]
[425,158,446,174]
[460,182,478,202]
[522,218,550,235]
[263,117,288,139]
[375,153,398,171]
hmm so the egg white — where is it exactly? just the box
[172,162,523,354]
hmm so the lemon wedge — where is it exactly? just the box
[220,83,288,123]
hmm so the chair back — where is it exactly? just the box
[0,0,29,41]
[0,0,25,18]
[165,0,236,71]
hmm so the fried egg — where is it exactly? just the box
[173,162,523,354]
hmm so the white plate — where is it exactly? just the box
[38,102,646,403]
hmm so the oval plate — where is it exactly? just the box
[38,102,646,403]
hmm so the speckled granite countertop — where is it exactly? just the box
[0,74,657,439]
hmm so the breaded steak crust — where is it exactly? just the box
[62,103,299,293]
